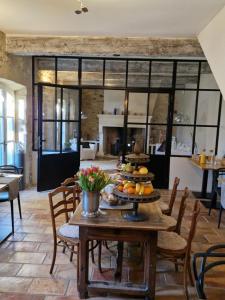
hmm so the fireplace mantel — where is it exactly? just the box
[97,114,152,156]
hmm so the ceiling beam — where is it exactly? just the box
[6,36,204,57]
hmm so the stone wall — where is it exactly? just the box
[6,36,204,57]
[81,89,104,140]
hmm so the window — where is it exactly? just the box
[0,86,26,166]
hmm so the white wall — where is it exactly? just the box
[198,5,225,99]
[169,157,212,192]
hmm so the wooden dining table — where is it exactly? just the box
[69,201,176,300]
[189,158,225,208]
[0,174,23,244]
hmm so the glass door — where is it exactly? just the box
[37,84,80,191]
[124,91,172,188]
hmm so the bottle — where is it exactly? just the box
[209,149,215,164]
[199,149,206,164]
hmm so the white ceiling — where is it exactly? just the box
[0,0,225,37]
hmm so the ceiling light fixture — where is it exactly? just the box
[74,0,88,14]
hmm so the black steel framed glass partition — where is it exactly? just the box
[33,56,223,156]
[32,56,223,188]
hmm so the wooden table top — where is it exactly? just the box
[0,173,23,179]
[69,201,176,232]
[189,158,225,171]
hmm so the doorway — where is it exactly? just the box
[37,84,81,191]
[123,90,173,189]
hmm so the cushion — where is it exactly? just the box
[158,231,187,252]
[58,223,79,239]
[0,192,10,202]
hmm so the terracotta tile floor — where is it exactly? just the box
[0,188,225,299]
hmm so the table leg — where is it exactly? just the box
[201,170,208,198]
[114,241,124,282]
[211,170,218,207]
[144,232,157,300]
[78,228,89,299]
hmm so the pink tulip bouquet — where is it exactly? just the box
[77,166,112,192]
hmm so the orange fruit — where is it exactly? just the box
[143,186,153,195]
[127,187,135,194]
[117,185,124,192]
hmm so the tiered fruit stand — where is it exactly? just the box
[113,153,161,221]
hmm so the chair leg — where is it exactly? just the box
[188,259,194,286]
[17,193,22,219]
[77,245,80,285]
[10,200,14,234]
[50,240,57,274]
[91,241,95,264]
[183,258,189,300]
[218,205,223,228]
[98,241,102,273]
[70,245,74,262]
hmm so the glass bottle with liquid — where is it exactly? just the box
[199,149,206,164]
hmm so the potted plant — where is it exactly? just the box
[77,166,112,217]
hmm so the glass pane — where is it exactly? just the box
[173,91,196,124]
[128,92,148,123]
[102,90,124,116]
[7,118,15,141]
[0,118,4,143]
[148,125,167,155]
[0,144,4,165]
[35,57,55,84]
[150,93,169,124]
[62,122,79,152]
[197,91,220,125]
[0,90,4,116]
[82,59,103,85]
[125,127,146,154]
[42,86,58,120]
[150,61,173,88]
[62,89,79,120]
[6,142,15,165]
[57,58,78,85]
[18,99,25,120]
[195,127,217,154]
[176,61,199,88]
[200,62,219,90]
[42,121,60,154]
[171,126,193,156]
[6,92,15,117]
[128,61,149,87]
[105,60,126,87]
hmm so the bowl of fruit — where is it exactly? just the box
[113,180,160,202]
[120,163,154,182]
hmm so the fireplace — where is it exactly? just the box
[98,114,152,156]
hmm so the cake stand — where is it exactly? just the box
[113,188,160,222]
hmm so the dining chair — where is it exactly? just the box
[49,186,80,275]
[208,168,225,219]
[193,243,225,299]
[159,177,180,216]
[208,168,225,228]
[173,187,189,235]
[157,200,201,299]
[0,165,22,233]
[60,178,102,271]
